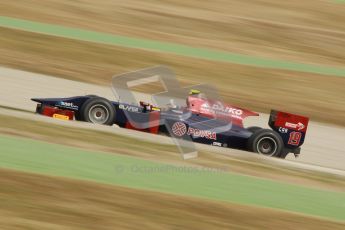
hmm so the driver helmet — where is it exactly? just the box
[189,89,201,95]
[189,89,206,99]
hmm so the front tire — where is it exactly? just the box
[79,97,115,125]
[247,129,283,157]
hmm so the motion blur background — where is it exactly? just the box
[0,1,344,229]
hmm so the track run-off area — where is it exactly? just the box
[1,134,345,221]
[0,16,345,77]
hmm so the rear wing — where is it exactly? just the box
[269,110,309,149]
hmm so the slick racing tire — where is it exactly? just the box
[75,95,99,121]
[79,97,115,125]
[247,129,283,157]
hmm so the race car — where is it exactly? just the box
[31,90,309,158]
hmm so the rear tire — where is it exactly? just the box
[75,95,99,120]
[79,97,115,125]
[247,126,262,133]
[247,129,283,157]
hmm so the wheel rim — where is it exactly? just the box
[88,104,109,124]
[256,137,277,156]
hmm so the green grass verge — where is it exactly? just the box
[0,16,344,77]
[0,134,344,221]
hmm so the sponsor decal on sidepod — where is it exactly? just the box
[172,122,217,140]
[200,102,243,116]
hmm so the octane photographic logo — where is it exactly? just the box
[111,66,231,160]
[113,164,229,175]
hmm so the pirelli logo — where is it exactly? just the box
[53,113,70,120]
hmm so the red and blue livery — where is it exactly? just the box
[32,93,309,158]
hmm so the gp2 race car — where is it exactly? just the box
[32,92,309,159]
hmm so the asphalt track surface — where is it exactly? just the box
[0,66,344,174]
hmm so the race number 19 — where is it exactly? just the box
[288,131,302,146]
